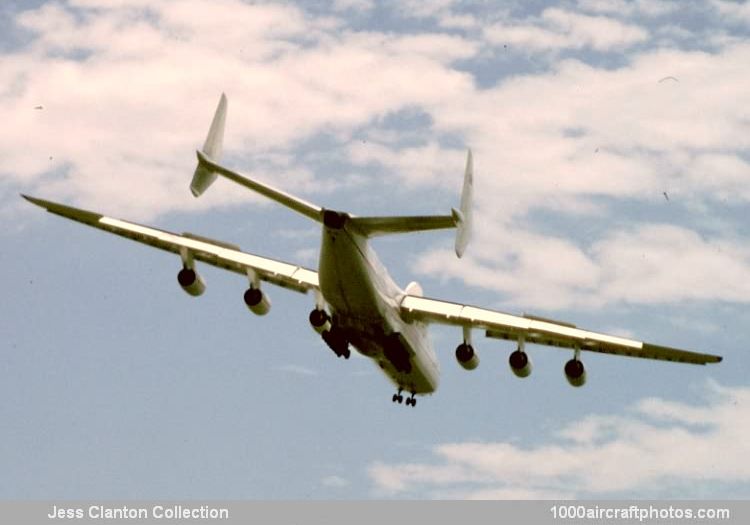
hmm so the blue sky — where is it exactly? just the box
[2,0,750,499]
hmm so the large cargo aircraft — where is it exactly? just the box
[24,94,722,407]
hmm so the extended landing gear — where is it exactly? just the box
[310,308,350,359]
[392,389,417,407]
[321,327,350,359]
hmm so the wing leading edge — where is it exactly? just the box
[21,195,318,294]
[400,295,722,365]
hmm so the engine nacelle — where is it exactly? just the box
[455,343,479,370]
[564,358,586,387]
[177,267,205,296]
[509,349,533,378]
[244,287,271,316]
[309,309,331,334]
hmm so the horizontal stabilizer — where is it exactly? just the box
[350,214,457,237]
[195,150,323,222]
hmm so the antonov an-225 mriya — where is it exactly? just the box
[24,94,722,407]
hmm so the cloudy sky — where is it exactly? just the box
[3,0,750,499]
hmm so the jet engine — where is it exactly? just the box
[177,267,205,296]
[244,287,271,315]
[564,358,586,387]
[455,343,479,370]
[509,349,533,378]
[309,309,331,334]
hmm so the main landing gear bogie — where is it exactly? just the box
[320,325,351,359]
[392,389,417,407]
[309,308,351,359]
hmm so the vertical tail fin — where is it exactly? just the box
[454,149,473,258]
[190,93,227,197]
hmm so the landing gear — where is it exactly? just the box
[321,327,350,359]
[392,389,417,407]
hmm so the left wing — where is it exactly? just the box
[400,295,722,365]
[22,195,318,294]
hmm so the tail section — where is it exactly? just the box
[187,96,473,252]
[454,149,473,258]
[348,148,474,258]
[190,93,227,197]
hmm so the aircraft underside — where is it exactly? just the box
[313,219,440,406]
[318,322,438,405]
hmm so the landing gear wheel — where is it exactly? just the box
[342,348,351,359]
[392,389,404,404]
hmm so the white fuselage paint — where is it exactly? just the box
[317,218,440,396]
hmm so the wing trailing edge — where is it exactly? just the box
[21,194,319,293]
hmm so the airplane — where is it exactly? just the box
[23,94,722,407]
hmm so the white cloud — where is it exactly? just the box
[369,382,750,498]
[273,364,318,376]
[348,142,468,190]
[2,0,475,219]
[6,1,750,313]
[712,0,750,23]
[484,8,649,52]
[438,13,480,30]
[332,0,375,12]
[356,39,750,310]
[416,223,750,309]
[321,475,350,488]
[394,0,459,20]
[577,0,679,18]
[591,225,750,304]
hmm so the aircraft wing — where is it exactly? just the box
[22,195,318,294]
[400,295,722,365]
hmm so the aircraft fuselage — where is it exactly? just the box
[317,210,440,396]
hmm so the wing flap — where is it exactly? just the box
[23,195,318,293]
[401,295,722,365]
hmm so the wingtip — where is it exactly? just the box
[21,193,45,207]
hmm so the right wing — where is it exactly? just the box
[401,295,722,365]
[22,195,318,294]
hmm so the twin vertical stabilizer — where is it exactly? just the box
[190,93,227,197]
[454,150,473,258]
[189,94,473,257]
